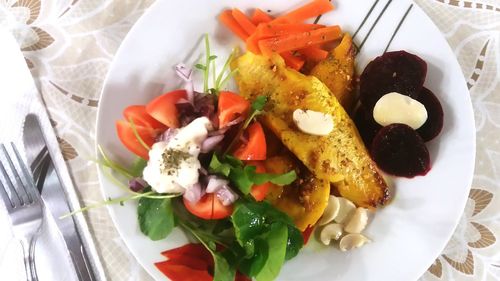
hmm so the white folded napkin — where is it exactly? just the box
[0,28,104,281]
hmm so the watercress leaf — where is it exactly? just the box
[209,55,218,60]
[285,225,303,260]
[255,223,288,281]
[137,198,174,241]
[209,154,232,177]
[251,96,267,111]
[232,202,269,244]
[195,63,206,70]
[239,238,269,277]
[251,170,297,186]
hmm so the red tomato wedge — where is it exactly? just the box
[246,161,272,201]
[217,91,250,128]
[302,226,314,245]
[233,122,267,161]
[154,260,212,281]
[146,89,187,128]
[183,193,233,220]
[123,105,166,129]
[116,120,158,160]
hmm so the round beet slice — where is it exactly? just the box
[353,105,382,149]
[360,51,427,110]
[417,87,444,142]
[371,124,431,178]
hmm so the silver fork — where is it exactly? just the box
[0,143,43,281]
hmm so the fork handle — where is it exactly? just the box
[20,237,38,281]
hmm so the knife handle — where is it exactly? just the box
[67,235,96,281]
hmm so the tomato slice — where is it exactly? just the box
[217,91,250,128]
[246,161,271,201]
[123,105,166,129]
[146,89,187,128]
[116,120,158,160]
[233,122,267,160]
[183,193,233,220]
[155,260,212,281]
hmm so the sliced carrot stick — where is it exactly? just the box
[272,0,335,24]
[280,52,305,70]
[259,26,342,57]
[232,8,256,35]
[251,8,273,25]
[255,23,324,38]
[299,45,329,61]
[219,10,249,40]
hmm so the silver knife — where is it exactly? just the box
[23,114,96,281]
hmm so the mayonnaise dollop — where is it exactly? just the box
[143,117,212,194]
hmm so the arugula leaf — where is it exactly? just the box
[255,223,288,281]
[209,154,297,195]
[137,197,175,240]
[209,154,232,177]
[232,202,269,244]
[239,238,269,277]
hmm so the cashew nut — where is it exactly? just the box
[317,196,340,226]
[320,223,343,245]
[339,233,371,251]
[373,92,428,129]
[344,207,369,234]
[333,197,356,224]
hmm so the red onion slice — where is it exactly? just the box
[128,177,148,192]
[201,135,225,153]
[206,176,229,193]
[183,182,205,203]
[208,127,229,137]
[223,116,245,128]
[216,186,239,206]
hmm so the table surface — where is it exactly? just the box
[1,0,499,280]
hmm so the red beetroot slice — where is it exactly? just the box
[417,87,444,142]
[360,51,427,110]
[371,124,431,178]
[353,105,382,149]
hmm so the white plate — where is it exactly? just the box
[96,0,475,280]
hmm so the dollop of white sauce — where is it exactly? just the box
[292,109,334,136]
[373,92,428,129]
[143,117,212,194]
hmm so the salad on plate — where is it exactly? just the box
[94,1,444,280]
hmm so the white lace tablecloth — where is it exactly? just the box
[0,0,499,280]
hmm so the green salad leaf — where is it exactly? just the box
[255,223,288,281]
[209,154,297,195]
[137,197,175,241]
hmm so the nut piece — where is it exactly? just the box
[333,197,356,224]
[373,92,428,129]
[292,109,334,136]
[339,233,371,251]
[344,207,369,234]
[317,196,340,226]
[320,223,343,245]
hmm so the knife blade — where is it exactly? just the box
[23,114,96,281]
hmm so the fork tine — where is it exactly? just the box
[0,175,14,210]
[0,144,24,207]
[11,143,39,204]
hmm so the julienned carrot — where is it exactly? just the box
[232,8,256,35]
[280,52,305,70]
[259,26,342,57]
[219,10,249,40]
[251,8,273,25]
[255,23,325,38]
[272,0,335,24]
[246,33,261,54]
[299,46,329,61]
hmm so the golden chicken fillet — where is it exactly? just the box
[232,52,389,208]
